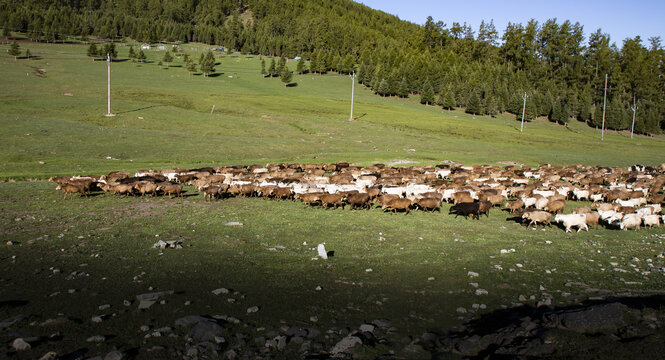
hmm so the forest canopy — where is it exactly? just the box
[1,0,663,133]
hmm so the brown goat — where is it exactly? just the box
[134,181,158,196]
[56,183,87,199]
[296,192,323,207]
[271,187,293,200]
[157,183,182,198]
[346,192,371,210]
[109,183,134,196]
[319,194,344,209]
[414,198,440,212]
[506,200,524,214]
[544,200,566,214]
[382,198,412,215]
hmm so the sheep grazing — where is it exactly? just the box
[592,202,614,211]
[506,200,524,214]
[544,200,566,214]
[346,192,371,210]
[414,198,441,212]
[375,194,399,208]
[453,192,473,204]
[271,187,292,200]
[157,183,182,198]
[449,202,481,220]
[319,194,345,209]
[109,183,134,196]
[134,181,158,196]
[295,192,322,207]
[486,194,506,207]
[585,212,601,229]
[49,176,71,185]
[554,213,588,233]
[650,194,665,204]
[522,211,552,229]
[56,183,87,199]
[643,214,661,228]
[382,198,412,215]
[534,197,549,210]
[619,214,642,230]
[202,185,222,201]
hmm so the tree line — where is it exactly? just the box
[1,0,663,133]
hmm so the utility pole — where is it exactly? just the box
[520,92,528,133]
[601,74,607,141]
[106,53,111,116]
[630,96,638,139]
[349,71,356,120]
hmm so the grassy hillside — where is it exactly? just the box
[1,40,664,180]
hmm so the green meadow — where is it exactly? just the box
[1,40,665,358]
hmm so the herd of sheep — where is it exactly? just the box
[48,162,665,232]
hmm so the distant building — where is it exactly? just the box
[157,45,166,51]
[140,43,151,50]
[294,56,302,61]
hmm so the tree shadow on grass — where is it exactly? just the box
[207,73,225,78]
[286,82,298,87]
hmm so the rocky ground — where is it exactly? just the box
[2,294,665,359]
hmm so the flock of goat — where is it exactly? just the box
[48,162,665,232]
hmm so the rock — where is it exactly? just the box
[86,335,106,342]
[98,304,111,310]
[310,316,318,322]
[359,324,375,333]
[12,338,31,351]
[0,314,27,329]
[104,350,123,360]
[175,315,212,328]
[136,290,174,301]
[317,244,328,259]
[331,335,362,354]
[468,271,479,277]
[475,289,488,295]
[38,351,57,360]
[556,303,625,333]
[247,306,259,313]
[40,317,69,326]
[456,307,467,314]
[140,325,150,332]
[212,288,229,295]
[188,321,225,342]
[138,299,156,310]
[397,341,431,359]
[276,335,287,351]
[224,222,243,226]
[224,349,237,359]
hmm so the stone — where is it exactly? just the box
[38,352,57,360]
[331,335,362,354]
[175,315,212,328]
[92,315,103,323]
[0,314,27,329]
[104,350,123,360]
[224,222,243,226]
[212,288,229,295]
[556,303,625,333]
[138,299,156,310]
[359,324,375,333]
[12,338,31,351]
[188,321,225,342]
[475,289,488,295]
[98,304,111,310]
[86,335,106,342]
[135,290,174,301]
[224,349,237,359]
[317,244,328,259]
[468,271,479,277]
[276,335,287,351]
[247,306,259,313]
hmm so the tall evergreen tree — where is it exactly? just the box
[397,77,409,98]
[261,58,266,75]
[280,65,293,86]
[200,50,215,77]
[87,42,98,59]
[268,58,276,76]
[24,49,32,60]
[138,49,147,63]
[296,57,306,74]
[128,46,136,61]
[466,90,482,115]
[162,50,173,68]
[8,40,20,61]
[442,89,456,110]
[420,82,435,105]
[377,79,390,96]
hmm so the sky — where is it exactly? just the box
[357,0,665,47]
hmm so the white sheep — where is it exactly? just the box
[554,214,588,233]
[643,214,661,228]
[535,197,549,210]
[573,188,590,201]
[521,196,537,208]
[619,214,642,230]
[533,189,555,198]
[590,194,604,202]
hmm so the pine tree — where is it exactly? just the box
[560,101,570,125]
[87,42,99,59]
[101,43,118,59]
[8,40,20,61]
[296,57,306,74]
[309,52,319,74]
[466,90,482,115]
[268,58,276,76]
[24,49,31,60]
[200,50,215,77]
[592,104,604,128]
[128,46,136,61]
[485,95,498,116]
[187,60,197,77]
[278,55,287,73]
[397,77,409,98]
[162,51,173,68]
[550,98,562,123]
[377,79,390,96]
[261,58,266,75]
[138,49,147,63]
[280,65,293,86]
[420,82,435,105]
[442,89,456,110]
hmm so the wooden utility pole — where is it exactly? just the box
[601,74,607,141]
[349,71,356,120]
[520,92,528,133]
[630,96,638,139]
